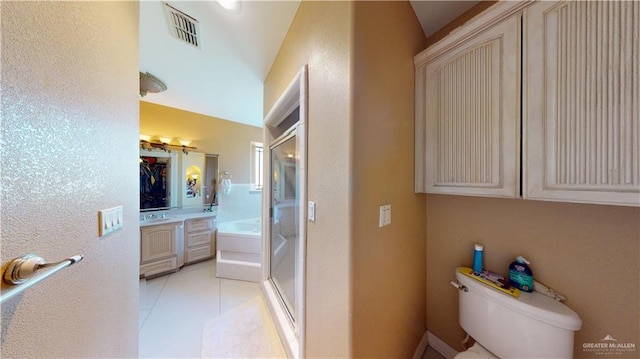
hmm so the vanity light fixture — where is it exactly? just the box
[158,136,173,144]
[140,135,197,154]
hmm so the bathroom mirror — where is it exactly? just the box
[204,154,219,208]
[185,165,202,198]
[139,150,178,211]
[139,149,218,211]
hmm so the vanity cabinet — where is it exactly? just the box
[184,216,216,264]
[415,1,639,206]
[140,221,184,278]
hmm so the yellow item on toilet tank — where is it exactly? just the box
[458,267,521,298]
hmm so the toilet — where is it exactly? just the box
[452,267,582,358]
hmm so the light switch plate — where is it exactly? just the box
[379,204,391,227]
[308,201,316,222]
[98,205,124,237]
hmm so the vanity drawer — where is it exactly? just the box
[186,230,212,247]
[186,245,212,263]
[140,257,177,277]
[186,218,213,232]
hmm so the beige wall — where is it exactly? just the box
[351,1,427,357]
[1,2,139,357]
[140,102,262,183]
[265,1,428,357]
[264,1,354,357]
[426,195,640,357]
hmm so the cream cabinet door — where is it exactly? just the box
[524,1,640,206]
[415,12,521,197]
[140,224,178,264]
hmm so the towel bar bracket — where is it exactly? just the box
[1,254,84,304]
[4,254,84,285]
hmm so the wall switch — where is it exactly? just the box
[98,205,124,237]
[308,201,316,222]
[379,204,391,227]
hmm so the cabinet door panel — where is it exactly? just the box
[524,1,640,206]
[140,225,177,263]
[419,14,520,197]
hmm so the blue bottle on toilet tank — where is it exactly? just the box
[509,256,534,292]
[472,244,484,273]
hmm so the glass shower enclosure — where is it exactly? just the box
[269,129,299,323]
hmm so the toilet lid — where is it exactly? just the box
[453,343,499,359]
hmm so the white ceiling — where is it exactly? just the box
[139,1,479,128]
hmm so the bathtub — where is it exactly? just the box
[216,218,262,282]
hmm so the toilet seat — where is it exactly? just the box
[454,343,499,359]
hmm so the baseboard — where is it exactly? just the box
[427,331,459,359]
[412,331,430,359]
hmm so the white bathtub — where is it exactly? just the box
[216,218,262,282]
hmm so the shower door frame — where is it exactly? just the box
[261,65,307,359]
[269,127,298,324]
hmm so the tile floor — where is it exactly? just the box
[139,259,448,359]
[138,259,262,358]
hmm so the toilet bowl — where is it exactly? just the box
[454,343,497,359]
[452,267,582,359]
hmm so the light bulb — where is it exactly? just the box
[178,139,192,146]
[217,0,239,10]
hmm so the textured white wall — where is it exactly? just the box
[1,2,140,357]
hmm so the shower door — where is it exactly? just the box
[269,129,298,323]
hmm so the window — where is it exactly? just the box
[251,142,263,191]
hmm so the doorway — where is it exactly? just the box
[262,65,308,358]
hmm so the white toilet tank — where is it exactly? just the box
[455,267,582,358]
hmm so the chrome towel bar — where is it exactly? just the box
[1,254,84,304]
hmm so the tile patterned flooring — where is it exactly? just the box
[139,259,448,359]
[138,259,262,358]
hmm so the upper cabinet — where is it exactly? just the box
[523,1,639,206]
[415,7,521,197]
[415,1,640,207]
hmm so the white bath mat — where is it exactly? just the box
[201,297,286,358]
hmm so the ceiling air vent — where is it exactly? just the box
[163,2,200,49]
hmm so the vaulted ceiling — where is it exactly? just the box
[139,1,479,128]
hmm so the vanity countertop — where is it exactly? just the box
[140,211,216,228]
